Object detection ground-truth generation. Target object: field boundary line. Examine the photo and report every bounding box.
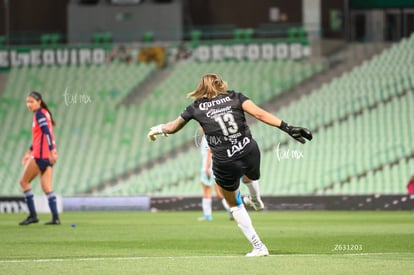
[0,252,412,263]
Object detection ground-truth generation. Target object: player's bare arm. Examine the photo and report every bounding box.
[162,116,187,134]
[242,99,282,127]
[242,99,312,144]
[147,116,187,141]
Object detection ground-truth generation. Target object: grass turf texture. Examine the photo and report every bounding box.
[0,211,413,274]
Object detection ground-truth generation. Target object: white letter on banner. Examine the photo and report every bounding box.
[290,43,302,59]
[10,51,21,66]
[56,49,69,65]
[275,44,288,59]
[232,45,244,60]
[303,45,311,57]
[22,54,30,66]
[0,51,9,67]
[261,44,274,60]
[246,44,260,61]
[70,49,78,65]
[195,46,210,62]
[92,49,105,65]
[212,45,224,61]
[30,50,42,66]
[43,50,55,66]
[224,46,234,59]
[79,49,91,65]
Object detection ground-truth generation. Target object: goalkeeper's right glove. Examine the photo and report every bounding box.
[147,124,168,141]
[279,121,313,144]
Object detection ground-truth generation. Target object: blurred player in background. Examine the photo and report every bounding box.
[19,91,60,226]
[148,74,312,256]
[407,175,414,194]
[198,133,231,221]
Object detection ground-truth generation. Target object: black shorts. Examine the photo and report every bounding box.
[34,158,52,172]
[213,139,261,192]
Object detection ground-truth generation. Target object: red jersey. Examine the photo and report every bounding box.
[31,108,56,159]
[408,181,414,194]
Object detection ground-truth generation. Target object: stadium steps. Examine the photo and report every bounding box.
[258,81,414,195]
[261,42,391,114]
[117,66,173,107]
[311,89,414,194]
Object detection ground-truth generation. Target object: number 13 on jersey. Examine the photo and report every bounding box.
[214,113,238,136]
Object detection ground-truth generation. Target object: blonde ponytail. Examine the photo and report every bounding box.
[187,73,228,100]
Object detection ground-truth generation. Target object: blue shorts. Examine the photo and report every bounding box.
[34,158,52,172]
[201,168,215,186]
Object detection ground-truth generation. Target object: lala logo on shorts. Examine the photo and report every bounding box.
[226,137,250,158]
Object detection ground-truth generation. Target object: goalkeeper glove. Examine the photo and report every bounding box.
[147,124,168,141]
[279,121,313,144]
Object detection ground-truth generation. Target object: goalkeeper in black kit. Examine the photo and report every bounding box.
[148,73,312,256]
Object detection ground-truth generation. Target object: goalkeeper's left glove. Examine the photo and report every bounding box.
[147,124,168,141]
[279,121,313,144]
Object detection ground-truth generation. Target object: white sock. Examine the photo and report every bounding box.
[244,180,261,201]
[221,198,230,212]
[202,198,212,217]
[230,204,264,249]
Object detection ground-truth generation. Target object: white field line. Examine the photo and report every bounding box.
[0,252,410,264]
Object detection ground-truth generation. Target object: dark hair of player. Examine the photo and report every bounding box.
[27,91,56,126]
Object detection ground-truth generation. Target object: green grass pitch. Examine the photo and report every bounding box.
[1,211,413,274]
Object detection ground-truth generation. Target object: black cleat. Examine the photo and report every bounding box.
[44,218,61,225]
[19,215,39,226]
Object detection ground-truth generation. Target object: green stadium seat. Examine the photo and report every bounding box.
[190,30,202,46]
[50,33,61,45]
[40,34,51,45]
[233,28,244,41]
[243,28,254,41]
[92,32,112,45]
[143,31,154,43]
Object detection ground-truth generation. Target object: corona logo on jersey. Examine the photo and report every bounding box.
[199,96,231,110]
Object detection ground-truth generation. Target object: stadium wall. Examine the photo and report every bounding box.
[0,196,149,213]
[0,196,63,214]
[67,1,183,43]
[2,195,413,213]
[151,195,414,211]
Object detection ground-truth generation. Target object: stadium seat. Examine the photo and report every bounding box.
[92,32,112,45]
[143,31,154,43]
[190,30,202,46]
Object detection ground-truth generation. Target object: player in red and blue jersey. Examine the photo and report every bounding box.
[148,74,312,256]
[19,91,60,225]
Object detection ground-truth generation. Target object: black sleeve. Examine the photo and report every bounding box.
[237,92,250,104]
[180,104,194,122]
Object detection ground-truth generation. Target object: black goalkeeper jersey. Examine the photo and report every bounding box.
[181,90,254,163]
